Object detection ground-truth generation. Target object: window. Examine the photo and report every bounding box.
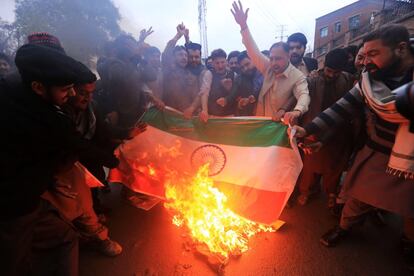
[320,26,328,38]
[349,15,360,29]
[334,21,341,33]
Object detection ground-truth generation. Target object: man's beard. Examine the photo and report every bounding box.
[290,54,303,66]
[242,68,255,77]
[189,62,201,68]
[324,75,335,83]
[366,56,402,81]
[229,66,240,74]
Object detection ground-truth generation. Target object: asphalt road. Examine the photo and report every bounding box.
[80,184,411,276]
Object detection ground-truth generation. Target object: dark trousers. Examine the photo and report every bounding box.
[0,199,78,276]
[340,197,414,241]
[298,164,343,196]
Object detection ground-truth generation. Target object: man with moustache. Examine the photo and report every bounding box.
[0,42,88,276]
[222,51,264,116]
[184,40,211,120]
[228,50,242,75]
[287,32,318,76]
[354,43,366,80]
[204,48,236,117]
[291,24,414,269]
[231,1,310,125]
[143,46,164,100]
[99,34,157,128]
[162,24,204,118]
[0,52,11,78]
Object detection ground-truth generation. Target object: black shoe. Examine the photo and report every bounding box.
[403,248,414,271]
[330,203,344,218]
[401,236,414,271]
[101,183,112,194]
[370,209,386,227]
[320,226,348,247]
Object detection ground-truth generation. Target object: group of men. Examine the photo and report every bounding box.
[1,0,414,274]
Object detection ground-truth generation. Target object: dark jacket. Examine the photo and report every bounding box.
[303,57,318,73]
[301,70,355,173]
[64,102,128,181]
[161,39,202,112]
[0,73,117,218]
[208,70,235,116]
[226,69,263,116]
[96,57,157,127]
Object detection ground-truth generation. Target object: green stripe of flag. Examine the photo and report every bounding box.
[141,107,291,148]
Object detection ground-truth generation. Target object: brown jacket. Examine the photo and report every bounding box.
[301,70,355,173]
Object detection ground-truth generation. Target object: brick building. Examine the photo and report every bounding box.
[313,0,414,66]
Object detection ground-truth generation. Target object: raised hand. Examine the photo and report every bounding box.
[231,1,249,29]
[139,27,154,43]
[184,28,190,43]
[176,23,187,38]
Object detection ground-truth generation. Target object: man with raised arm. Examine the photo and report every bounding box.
[230,1,310,125]
[162,23,203,118]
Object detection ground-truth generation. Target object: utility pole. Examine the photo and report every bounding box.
[198,0,208,58]
[275,25,288,42]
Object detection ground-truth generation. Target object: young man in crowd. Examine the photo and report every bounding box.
[186,42,207,78]
[205,56,213,71]
[228,50,241,75]
[27,32,127,257]
[344,45,359,75]
[53,73,137,257]
[202,48,236,117]
[0,52,12,78]
[162,24,205,119]
[287,32,318,76]
[223,50,264,116]
[292,24,414,269]
[354,44,366,79]
[296,49,355,211]
[231,1,310,125]
[98,34,157,128]
[0,41,89,276]
[143,46,163,100]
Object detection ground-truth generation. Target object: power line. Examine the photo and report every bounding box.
[245,0,280,28]
[254,1,282,27]
[275,24,288,42]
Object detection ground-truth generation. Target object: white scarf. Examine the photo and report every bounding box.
[360,71,414,179]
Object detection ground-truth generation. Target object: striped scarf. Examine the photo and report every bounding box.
[360,71,414,179]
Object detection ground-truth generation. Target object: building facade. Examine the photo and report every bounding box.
[313,0,414,66]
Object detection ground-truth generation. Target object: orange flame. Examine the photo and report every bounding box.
[164,164,275,259]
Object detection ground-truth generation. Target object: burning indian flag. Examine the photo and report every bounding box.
[109,107,302,259]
